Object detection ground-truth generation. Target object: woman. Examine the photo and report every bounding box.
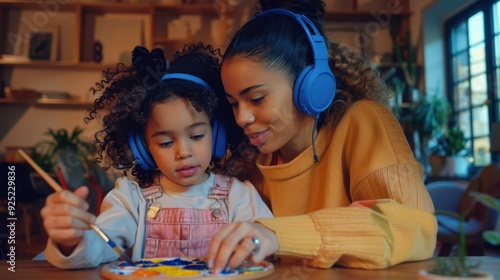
[207,0,437,272]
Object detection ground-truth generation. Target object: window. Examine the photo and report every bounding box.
[445,0,500,169]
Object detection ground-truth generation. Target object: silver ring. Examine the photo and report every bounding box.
[250,235,261,255]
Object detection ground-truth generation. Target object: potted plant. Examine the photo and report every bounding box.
[395,93,450,174]
[29,126,92,172]
[418,208,494,279]
[429,126,467,176]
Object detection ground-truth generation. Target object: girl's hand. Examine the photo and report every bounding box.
[40,186,96,255]
[207,222,279,273]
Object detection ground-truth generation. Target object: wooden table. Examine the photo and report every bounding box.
[1,257,499,280]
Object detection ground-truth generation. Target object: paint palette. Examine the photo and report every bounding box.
[101,257,274,280]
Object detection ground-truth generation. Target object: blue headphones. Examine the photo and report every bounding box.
[256,8,336,116]
[127,73,227,171]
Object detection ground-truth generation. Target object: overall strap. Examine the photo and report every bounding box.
[142,173,163,200]
[209,174,232,199]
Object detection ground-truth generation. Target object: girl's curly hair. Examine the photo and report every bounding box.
[85,43,242,187]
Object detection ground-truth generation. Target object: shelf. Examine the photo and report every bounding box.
[324,10,411,22]
[0,1,217,15]
[80,2,152,14]
[0,97,92,108]
[154,3,218,16]
[0,60,121,70]
[0,0,76,12]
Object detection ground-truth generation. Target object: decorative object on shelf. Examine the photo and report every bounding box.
[28,26,59,61]
[93,41,103,63]
[9,88,41,100]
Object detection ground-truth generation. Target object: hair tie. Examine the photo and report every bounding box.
[131,46,167,78]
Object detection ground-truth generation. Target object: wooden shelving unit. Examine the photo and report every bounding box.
[0,0,227,105]
[0,0,411,106]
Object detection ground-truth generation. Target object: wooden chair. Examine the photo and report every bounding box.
[427,164,500,256]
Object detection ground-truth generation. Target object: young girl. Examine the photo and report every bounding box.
[207,0,437,271]
[41,43,272,269]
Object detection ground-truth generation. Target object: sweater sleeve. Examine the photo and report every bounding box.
[258,172,437,269]
[45,177,141,269]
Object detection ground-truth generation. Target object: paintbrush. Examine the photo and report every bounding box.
[18,149,134,264]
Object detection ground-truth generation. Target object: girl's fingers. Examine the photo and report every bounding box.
[45,187,90,210]
[41,202,96,225]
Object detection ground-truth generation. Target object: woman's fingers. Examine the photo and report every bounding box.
[207,223,246,272]
[207,222,279,274]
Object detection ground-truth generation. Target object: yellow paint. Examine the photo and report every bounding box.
[146,266,201,277]
[131,269,160,277]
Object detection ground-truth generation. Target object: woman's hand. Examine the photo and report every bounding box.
[207,222,279,273]
[40,186,96,255]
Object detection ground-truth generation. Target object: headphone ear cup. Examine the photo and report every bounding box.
[127,132,157,171]
[211,119,227,159]
[294,63,336,115]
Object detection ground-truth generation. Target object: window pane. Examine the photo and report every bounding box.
[455,81,470,110]
[472,105,490,135]
[473,136,491,166]
[453,51,469,81]
[458,110,471,138]
[451,21,468,54]
[494,1,500,34]
[470,74,488,106]
[468,12,484,46]
[469,43,485,75]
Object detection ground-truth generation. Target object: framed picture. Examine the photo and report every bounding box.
[28,26,59,61]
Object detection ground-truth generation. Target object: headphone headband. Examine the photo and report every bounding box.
[256,8,328,61]
[161,73,212,90]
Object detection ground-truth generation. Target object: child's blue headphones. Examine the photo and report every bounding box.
[127,73,227,171]
[256,8,336,116]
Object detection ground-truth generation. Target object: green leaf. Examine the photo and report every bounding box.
[483,231,500,245]
[470,192,500,211]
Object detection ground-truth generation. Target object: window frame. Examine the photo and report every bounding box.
[444,0,499,171]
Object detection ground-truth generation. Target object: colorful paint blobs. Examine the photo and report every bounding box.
[106,257,273,278]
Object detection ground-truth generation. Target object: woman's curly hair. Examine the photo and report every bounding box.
[85,43,241,187]
[220,0,392,179]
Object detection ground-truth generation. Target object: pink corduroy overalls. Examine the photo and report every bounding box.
[142,174,231,258]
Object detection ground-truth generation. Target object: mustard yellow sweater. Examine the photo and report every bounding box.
[254,100,437,269]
